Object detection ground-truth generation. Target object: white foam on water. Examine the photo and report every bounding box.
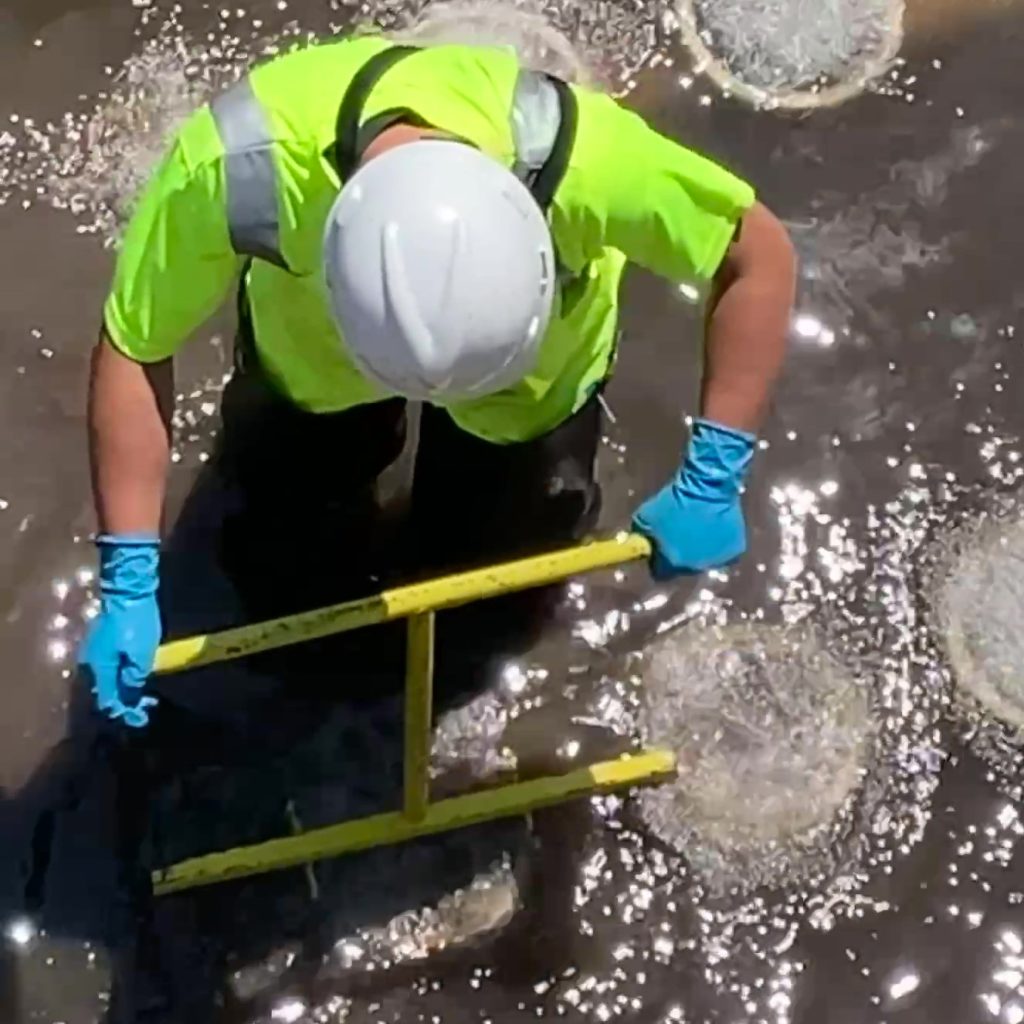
[325,854,520,970]
[936,511,1024,733]
[389,0,596,83]
[0,9,258,242]
[3,2,999,1021]
[247,857,520,1019]
[926,483,1024,793]
[0,0,668,242]
[381,0,668,91]
[0,11,669,1014]
[430,689,520,780]
[517,471,954,1019]
[636,621,874,895]
[673,0,905,108]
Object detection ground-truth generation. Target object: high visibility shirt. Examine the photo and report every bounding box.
[104,36,755,442]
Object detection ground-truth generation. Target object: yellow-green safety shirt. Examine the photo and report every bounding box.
[104,36,756,443]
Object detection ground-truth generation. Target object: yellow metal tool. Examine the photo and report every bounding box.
[151,532,677,895]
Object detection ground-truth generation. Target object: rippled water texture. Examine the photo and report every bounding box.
[4,0,1024,1022]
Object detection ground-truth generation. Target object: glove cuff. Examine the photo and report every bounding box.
[679,418,757,500]
[96,534,160,598]
[692,417,758,446]
[96,532,160,547]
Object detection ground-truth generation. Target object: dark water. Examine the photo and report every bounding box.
[3,1,1024,1022]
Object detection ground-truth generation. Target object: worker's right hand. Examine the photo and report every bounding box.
[78,534,162,729]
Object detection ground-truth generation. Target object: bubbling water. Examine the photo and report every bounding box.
[0,11,250,241]
[0,0,666,244]
[931,501,1024,760]
[389,0,595,83]
[636,621,875,894]
[673,0,904,108]
[387,0,667,90]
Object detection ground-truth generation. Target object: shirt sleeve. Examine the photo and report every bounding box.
[556,89,757,284]
[103,107,240,362]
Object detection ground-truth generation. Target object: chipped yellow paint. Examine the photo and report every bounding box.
[153,534,651,674]
[404,613,435,822]
[151,533,671,895]
[152,749,676,894]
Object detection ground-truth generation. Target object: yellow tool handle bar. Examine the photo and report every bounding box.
[153,532,652,675]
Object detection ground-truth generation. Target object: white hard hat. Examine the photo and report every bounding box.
[323,139,556,403]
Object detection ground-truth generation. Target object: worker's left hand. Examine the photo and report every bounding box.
[632,418,757,579]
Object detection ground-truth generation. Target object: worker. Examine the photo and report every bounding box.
[78,36,797,728]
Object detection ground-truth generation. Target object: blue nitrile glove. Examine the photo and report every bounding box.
[78,534,162,729]
[632,418,757,579]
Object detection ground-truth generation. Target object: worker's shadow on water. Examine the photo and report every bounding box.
[0,789,23,1024]
[19,450,589,1024]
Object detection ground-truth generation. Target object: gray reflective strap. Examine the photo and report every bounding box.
[509,68,561,186]
[510,68,580,290]
[209,77,289,271]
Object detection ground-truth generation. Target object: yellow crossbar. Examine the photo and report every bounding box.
[152,750,676,895]
[153,533,652,675]
[150,533,675,895]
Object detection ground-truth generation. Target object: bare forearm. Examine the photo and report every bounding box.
[700,203,796,433]
[88,330,173,535]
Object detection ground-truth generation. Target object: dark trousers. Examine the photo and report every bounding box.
[214,324,603,624]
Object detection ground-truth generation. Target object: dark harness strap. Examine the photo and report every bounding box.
[333,44,420,183]
[527,74,577,212]
[332,43,578,216]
